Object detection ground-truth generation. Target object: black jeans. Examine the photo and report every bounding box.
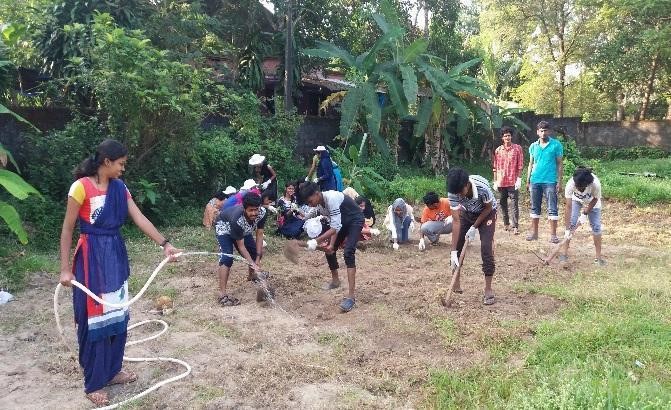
[456,209,497,276]
[498,187,519,228]
[325,221,364,270]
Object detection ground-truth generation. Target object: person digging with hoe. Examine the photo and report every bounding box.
[296,182,364,312]
[59,139,181,407]
[214,192,269,306]
[446,168,498,306]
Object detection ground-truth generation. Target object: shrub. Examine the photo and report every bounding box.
[581,146,670,161]
[386,176,446,205]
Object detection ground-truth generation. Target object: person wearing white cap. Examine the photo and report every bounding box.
[249,154,277,199]
[221,179,260,211]
[203,188,236,229]
[313,146,338,191]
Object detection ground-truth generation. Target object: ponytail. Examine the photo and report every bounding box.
[73,139,128,179]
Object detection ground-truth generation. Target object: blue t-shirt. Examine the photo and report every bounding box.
[529,138,563,184]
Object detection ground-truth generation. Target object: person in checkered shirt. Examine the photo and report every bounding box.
[492,126,524,235]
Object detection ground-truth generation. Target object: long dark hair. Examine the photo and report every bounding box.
[74,139,128,179]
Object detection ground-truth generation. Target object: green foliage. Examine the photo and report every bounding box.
[386,176,445,204]
[329,139,389,201]
[0,238,57,291]
[595,158,671,205]
[581,146,670,161]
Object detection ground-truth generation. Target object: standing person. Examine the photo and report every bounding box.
[203,186,237,229]
[249,154,277,199]
[561,167,606,265]
[383,198,414,249]
[313,146,337,191]
[526,120,564,243]
[300,182,364,312]
[418,192,453,250]
[446,168,498,305]
[493,126,524,235]
[59,139,180,406]
[277,181,305,239]
[214,193,267,306]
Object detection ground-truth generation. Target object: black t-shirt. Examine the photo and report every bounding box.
[215,205,267,240]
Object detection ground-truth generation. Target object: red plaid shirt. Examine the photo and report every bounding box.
[493,143,524,188]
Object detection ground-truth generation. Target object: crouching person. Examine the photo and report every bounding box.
[418,192,453,250]
[214,193,266,306]
[447,168,498,305]
[562,167,605,266]
[300,182,364,312]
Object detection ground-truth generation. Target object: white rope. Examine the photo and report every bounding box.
[53,251,242,409]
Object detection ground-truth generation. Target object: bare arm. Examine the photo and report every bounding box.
[450,208,461,251]
[255,228,264,265]
[267,165,277,181]
[556,156,563,193]
[526,155,535,191]
[472,202,493,230]
[59,197,82,286]
[235,238,258,268]
[564,200,572,230]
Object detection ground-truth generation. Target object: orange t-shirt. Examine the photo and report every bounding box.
[420,198,452,223]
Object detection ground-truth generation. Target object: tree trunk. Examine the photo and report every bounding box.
[639,54,659,120]
[616,93,625,121]
[425,123,448,175]
[424,1,430,39]
[558,64,566,117]
[284,0,294,112]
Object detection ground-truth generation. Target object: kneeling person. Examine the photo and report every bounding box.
[214,193,267,306]
[300,182,364,313]
[447,168,498,305]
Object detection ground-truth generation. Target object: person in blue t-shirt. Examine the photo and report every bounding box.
[525,121,564,244]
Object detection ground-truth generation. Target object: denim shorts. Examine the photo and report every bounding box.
[530,183,559,220]
[569,200,602,235]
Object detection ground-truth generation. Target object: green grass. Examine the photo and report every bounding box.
[0,237,58,292]
[595,158,671,205]
[429,255,671,409]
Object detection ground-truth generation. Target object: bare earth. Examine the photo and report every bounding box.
[1,201,670,409]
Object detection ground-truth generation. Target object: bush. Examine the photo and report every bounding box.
[386,176,446,205]
[581,146,670,161]
[365,153,400,181]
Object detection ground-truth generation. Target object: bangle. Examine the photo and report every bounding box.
[160,238,170,247]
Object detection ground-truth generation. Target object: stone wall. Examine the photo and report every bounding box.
[294,116,340,161]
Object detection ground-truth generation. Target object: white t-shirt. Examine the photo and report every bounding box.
[565,174,602,208]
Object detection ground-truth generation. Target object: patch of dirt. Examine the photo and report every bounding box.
[1,203,669,409]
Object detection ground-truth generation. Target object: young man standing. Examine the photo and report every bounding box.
[300,182,364,313]
[493,126,524,235]
[526,121,564,243]
[214,193,267,306]
[418,191,453,250]
[447,168,498,305]
[562,167,606,266]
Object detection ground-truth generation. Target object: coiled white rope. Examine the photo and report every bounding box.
[53,251,246,409]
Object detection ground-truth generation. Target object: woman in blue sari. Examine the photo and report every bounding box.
[59,139,180,406]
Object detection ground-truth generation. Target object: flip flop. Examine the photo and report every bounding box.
[339,297,356,312]
[86,391,110,406]
[549,235,560,244]
[218,295,240,306]
[525,233,538,241]
[483,295,496,305]
[107,370,137,386]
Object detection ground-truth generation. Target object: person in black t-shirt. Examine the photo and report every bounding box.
[214,193,267,306]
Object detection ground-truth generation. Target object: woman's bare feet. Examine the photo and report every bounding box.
[86,390,110,406]
[107,369,138,386]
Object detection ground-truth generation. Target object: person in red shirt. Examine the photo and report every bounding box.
[492,126,524,235]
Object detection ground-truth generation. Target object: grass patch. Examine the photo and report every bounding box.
[429,255,671,408]
[595,158,671,205]
[433,317,458,346]
[0,238,58,292]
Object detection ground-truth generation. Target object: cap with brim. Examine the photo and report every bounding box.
[249,154,266,166]
[241,179,257,190]
[223,186,237,195]
[304,217,323,239]
[313,146,327,152]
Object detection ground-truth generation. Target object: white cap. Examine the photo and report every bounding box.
[313,145,327,152]
[249,154,266,166]
[240,179,257,191]
[304,217,323,239]
[223,186,237,195]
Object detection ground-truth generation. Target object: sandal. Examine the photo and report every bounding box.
[549,235,560,244]
[512,227,519,235]
[218,295,240,306]
[107,370,137,386]
[339,297,356,312]
[86,390,110,406]
[525,233,538,241]
[483,294,496,305]
[322,281,341,290]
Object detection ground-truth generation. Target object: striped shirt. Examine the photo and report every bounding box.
[448,175,497,214]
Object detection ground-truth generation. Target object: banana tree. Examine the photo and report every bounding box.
[303,6,498,172]
[0,143,41,244]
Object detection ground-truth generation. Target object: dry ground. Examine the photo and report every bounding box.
[1,201,670,409]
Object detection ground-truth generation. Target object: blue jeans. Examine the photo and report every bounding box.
[569,201,602,235]
[530,183,559,220]
[395,215,412,243]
